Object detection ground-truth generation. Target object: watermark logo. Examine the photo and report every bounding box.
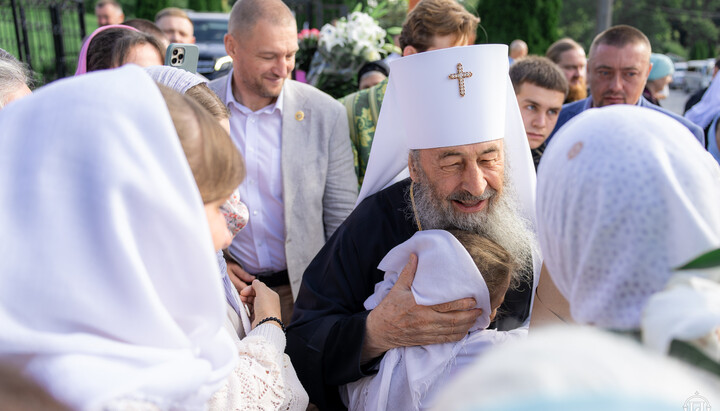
[684,391,711,411]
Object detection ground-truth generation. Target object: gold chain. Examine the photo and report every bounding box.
[409,181,422,231]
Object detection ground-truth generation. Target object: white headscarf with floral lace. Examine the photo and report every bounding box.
[0,65,236,409]
[537,105,720,329]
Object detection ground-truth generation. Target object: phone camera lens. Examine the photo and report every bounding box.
[173,49,179,55]
[171,57,177,64]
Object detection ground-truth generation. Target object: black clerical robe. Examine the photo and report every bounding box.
[286,178,532,410]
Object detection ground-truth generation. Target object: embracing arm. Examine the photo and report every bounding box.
[362,254,481,362]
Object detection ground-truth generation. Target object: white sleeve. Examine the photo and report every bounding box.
[208,324,309,411]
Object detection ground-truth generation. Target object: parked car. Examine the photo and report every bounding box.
[670,61,686,90]
[683,58,715,93]
[187,11,232,80]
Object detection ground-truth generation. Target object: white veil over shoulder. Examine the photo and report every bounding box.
[0,65,236,409]
[344,230,496,411]
[537,105,720,329]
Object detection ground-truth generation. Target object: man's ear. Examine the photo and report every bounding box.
[645,62,653,80]
[224,33,236,57]
[403,45,419,57]
[408,152,419,182]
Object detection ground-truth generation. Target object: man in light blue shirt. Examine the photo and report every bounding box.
[547,25,705,147]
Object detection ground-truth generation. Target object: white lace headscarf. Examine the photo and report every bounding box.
[537,105,720,329]
[145,65,208,94]
[0,65,237,409]
[431,326,720,411]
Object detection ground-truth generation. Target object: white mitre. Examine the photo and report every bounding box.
[357,44,541,321]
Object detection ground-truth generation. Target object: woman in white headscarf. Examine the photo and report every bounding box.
[0,65,307,409]
[146,66,309,409]
[534,105,720,375]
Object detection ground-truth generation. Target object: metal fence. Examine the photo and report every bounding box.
[0,0,350,85]
[0,0,86,84]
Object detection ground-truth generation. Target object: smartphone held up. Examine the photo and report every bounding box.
[165,43,199,73]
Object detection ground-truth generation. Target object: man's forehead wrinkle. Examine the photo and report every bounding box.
[438,151,463,159]
[434,145,500,160]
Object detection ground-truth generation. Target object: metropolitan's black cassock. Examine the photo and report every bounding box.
[286,178,532,410]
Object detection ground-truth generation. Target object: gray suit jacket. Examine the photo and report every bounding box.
[209,74,358,297]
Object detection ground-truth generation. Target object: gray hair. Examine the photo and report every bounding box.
[0,50,31,108]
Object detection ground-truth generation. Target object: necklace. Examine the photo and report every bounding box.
[409,181,423,231]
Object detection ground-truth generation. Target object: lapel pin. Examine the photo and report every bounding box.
[295,111,305,121]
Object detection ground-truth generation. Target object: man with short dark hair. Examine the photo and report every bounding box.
[510,56,568,168]
[155,7,195,44]
[95,0,124,27]
[546,37,587,103]
[548,25,704,146]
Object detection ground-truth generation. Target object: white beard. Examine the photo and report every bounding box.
[407,170,537,280]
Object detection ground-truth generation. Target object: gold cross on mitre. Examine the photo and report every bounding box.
[448,62,473,97]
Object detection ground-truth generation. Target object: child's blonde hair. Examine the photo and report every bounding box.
[448,229,516,309]
[157,84,244,203]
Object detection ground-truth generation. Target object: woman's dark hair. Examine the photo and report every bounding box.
[86,28,163,72]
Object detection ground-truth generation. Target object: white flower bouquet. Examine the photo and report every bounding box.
[306,11,396,98]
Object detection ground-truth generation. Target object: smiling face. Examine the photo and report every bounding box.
[515,82,566,149]
[224,18,298,111]
[409,140,505,218]
[588,42,651,107]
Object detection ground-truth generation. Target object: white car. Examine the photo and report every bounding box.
[683,58,715,93]
[670,61,686,90]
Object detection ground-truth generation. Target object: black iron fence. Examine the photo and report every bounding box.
[0,0,86,85]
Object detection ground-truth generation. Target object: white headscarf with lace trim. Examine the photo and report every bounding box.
[0,65,237,409]
[537,105,720,329]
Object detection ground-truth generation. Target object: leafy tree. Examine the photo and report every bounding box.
[206,0,224,11]
[475,0,561,54]
[187,0,206,11]
[135,0,170,20]
[556,0,719,60]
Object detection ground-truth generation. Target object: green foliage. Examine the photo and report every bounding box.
[187,0,205,11]
[475,0,561,54]
[135,0,170,20]
[556,0,720,59]
[206,0,223,11]
[376,0,408,31]
[181,0,224,12]
[690,41,711,59]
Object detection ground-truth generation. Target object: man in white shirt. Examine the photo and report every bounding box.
[209,0,357,322]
